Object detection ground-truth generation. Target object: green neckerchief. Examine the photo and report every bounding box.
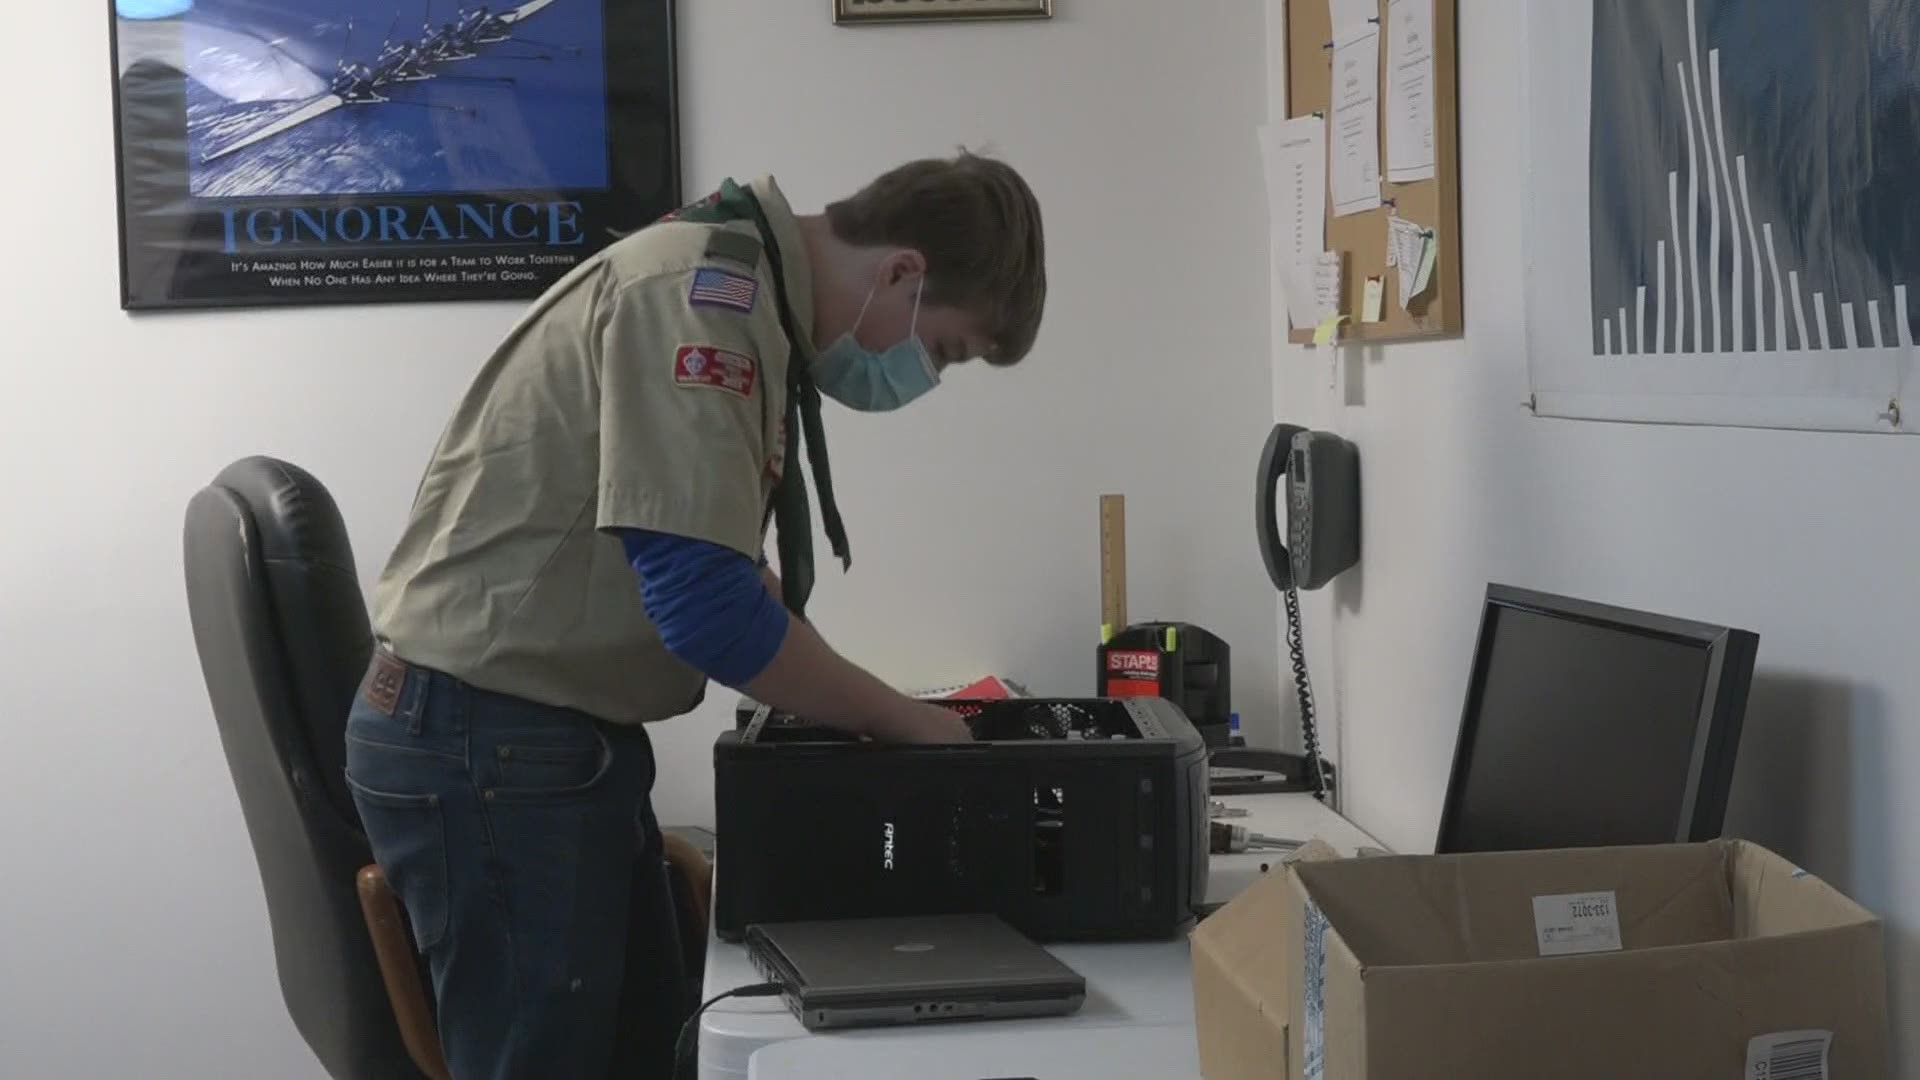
[663,179,849,618]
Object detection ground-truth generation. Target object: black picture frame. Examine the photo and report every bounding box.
[831,0,1052,25]
[108,0,680,311]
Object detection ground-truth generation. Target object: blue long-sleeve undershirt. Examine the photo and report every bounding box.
[616,529,788,688]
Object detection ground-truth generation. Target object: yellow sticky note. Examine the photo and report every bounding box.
[1362,277,1385,323]
[1313,314,1349,346]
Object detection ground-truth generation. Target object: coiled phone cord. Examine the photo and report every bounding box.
[1284,582,1330,801]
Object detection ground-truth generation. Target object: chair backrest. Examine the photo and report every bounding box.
[183,456,421,1080]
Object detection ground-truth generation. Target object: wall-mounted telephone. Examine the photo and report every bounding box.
[1230,424,1359,802]
[1256,424,1360,592]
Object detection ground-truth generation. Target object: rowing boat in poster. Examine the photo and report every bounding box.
[200,0,563,164]
[136,0,612,198]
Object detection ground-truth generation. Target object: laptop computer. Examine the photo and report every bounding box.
[744,914,1087,1031]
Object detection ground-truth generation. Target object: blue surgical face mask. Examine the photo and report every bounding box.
[812,278,939,412]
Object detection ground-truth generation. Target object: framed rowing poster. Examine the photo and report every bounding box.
[108,0,679,310]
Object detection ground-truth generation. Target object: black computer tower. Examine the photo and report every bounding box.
[713,697,1209,943]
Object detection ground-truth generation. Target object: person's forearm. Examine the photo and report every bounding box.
[615,529,961,742]
[742,616,922,740]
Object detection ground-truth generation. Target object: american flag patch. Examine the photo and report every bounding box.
[688,268,759,313]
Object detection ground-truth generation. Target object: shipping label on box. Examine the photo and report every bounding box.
[1531,891,1623,956]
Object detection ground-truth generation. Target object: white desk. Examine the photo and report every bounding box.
[747,1024,1206,1080]
[698,793,1380,1080]
[1203,791,1383,900]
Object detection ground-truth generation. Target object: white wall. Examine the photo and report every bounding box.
[1266,1,1918,1072]
[0,2,1272,1076]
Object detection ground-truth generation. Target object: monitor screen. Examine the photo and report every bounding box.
[1440,598,1724,853]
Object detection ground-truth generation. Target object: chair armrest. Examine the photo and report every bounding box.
[356,865,452,1080]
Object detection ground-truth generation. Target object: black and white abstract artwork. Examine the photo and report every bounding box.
[1524,0,1919,433]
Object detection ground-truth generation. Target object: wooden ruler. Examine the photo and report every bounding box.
[1099,494,1127,640]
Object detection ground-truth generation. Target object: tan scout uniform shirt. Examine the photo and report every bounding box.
[370,176,811,725]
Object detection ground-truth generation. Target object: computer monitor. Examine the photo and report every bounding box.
[1435,584,1758,854]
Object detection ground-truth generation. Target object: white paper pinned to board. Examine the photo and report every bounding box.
[1362,276,1385,322]
[1314,250,1344,322]
[1258,116,1330,330]
[1387,215,1432,307]
[1410,232,1438,300]
[1385,0,1436,183]
[1329,0,1377,37]
[1330,24,1383,217]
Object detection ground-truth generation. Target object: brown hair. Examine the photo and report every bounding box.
[826,150,1047,365]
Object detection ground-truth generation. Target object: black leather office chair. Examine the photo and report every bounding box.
[183,456,429,1079]
[185,457,714,1080]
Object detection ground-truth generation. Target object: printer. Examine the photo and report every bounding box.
[713,696,1209,943]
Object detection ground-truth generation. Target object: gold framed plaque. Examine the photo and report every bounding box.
[833,0,1053,25]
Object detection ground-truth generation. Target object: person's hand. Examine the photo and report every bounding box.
[759,562,781,598]
[872,701,974,744]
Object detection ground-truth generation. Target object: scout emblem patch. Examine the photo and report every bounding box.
[675,346,758,398]
[688,267,759,313]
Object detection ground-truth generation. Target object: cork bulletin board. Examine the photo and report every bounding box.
[1286,0,1462,344]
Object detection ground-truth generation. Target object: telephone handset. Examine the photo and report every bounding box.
[1242,423,1359,802]
[1257,424,1360,592]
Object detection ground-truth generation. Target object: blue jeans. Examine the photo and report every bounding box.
[344,652,686,1079]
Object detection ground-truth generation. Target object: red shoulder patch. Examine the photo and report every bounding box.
[675,345,758,398]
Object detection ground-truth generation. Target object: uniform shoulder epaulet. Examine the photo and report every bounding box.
[701,227,763,270]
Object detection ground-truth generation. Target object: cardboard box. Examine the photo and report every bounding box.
[1194,839,1889,1079]
[1192,839,1343,1080]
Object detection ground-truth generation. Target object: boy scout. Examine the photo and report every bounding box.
[342,153,1046,1078]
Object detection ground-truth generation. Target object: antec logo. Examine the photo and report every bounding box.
[882,822,897,871]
